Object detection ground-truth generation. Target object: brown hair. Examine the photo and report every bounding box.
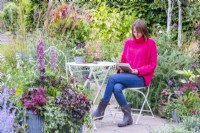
[132,19,149,41]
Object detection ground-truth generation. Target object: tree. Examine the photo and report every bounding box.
[177,0,182,46]
[167,0,175,33]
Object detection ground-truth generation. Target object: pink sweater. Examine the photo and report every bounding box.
[118,37,158,86]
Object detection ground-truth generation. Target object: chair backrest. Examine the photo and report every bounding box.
[44,46,67,79]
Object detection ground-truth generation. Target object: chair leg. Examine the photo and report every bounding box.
[135,96,154,124]
[135,98,146,124]
[146,98,154,117]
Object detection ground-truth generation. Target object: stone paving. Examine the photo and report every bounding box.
[91,106,169,133]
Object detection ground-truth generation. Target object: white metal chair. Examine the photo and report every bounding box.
[44,46,68,80]
[113,85,154,124]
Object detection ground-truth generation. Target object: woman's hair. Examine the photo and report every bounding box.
[132,19,149,40]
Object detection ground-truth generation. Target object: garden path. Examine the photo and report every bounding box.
[91,105,169,133]
[0,32,13,44]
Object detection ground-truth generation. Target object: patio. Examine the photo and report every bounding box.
[91,105,169,133]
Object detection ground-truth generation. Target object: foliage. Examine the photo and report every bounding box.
[0,86,21,132]
[21,86,47,114]
[57,87,92,119]
[70,45,85,57]
[2,2,18,32]
[84,40,103,62]
[164,67,200,119]
[49,2,91,42]
[155,115,200,133]
[172,1,200,43]
[24,0,48,31]
[106,0,167,35]
[101,41,123,61]
[89,2,136,43]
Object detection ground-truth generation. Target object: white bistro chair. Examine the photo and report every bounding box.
[114,85,154,124]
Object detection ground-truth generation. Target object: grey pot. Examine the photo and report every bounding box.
[64,125,83,133]
[74,57,85,64]
[26,110,44,133]
[171,109,180,124]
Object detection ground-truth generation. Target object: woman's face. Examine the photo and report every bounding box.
[133,27,143,39]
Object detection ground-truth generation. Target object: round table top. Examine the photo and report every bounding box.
[66,61,116,67]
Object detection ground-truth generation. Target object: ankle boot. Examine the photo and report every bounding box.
[92,100,109,120]
[118,104,133,127]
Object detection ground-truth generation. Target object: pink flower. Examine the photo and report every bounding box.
[198,94,200,98]
[192,110,197,115]
[186,98,190,101]
[182,98,184,102]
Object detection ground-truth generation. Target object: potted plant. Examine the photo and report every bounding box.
[84,41,103,63]
[71,43,85,64]
[18,39,93,132]
[21,86,47,133]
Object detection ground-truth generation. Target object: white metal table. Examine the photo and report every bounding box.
[65,61,116,104]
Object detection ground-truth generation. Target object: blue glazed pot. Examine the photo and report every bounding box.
[26,110,44,133]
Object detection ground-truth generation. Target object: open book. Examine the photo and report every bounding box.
[117,63,133,73]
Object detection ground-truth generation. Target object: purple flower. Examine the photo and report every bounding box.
[50,47,57,71]
[77,44,82,48]
[173,23,178,28]
[168,80,173,86]
[39,76,47,81]
[83,75,90,81]
[0,86,17,132]
[36,39,45,72]
[195,29,200,36]
[70,76,77,84]
[174,90,183,97]
[191,64,198,68]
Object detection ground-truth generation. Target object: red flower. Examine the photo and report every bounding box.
[182,98,184,102]
[192,110,198,115]
[186,98,190,101]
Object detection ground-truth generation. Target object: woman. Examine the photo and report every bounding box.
[92,19,158,127]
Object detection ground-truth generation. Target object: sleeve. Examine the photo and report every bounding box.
[137,42,158,76]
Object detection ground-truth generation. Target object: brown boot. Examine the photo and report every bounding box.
[118,104,133,127]
[92,100,109,120]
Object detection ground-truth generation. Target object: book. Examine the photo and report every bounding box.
[117,63,133,73]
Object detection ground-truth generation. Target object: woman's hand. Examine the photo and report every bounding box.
[131,69,138,74]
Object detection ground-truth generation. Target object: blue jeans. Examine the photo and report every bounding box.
[102,73,145,106]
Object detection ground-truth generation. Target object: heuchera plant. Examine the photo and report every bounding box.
[21,86,47,114]
[55,87,92,119]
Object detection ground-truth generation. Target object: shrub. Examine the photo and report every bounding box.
[3,2,18,32]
